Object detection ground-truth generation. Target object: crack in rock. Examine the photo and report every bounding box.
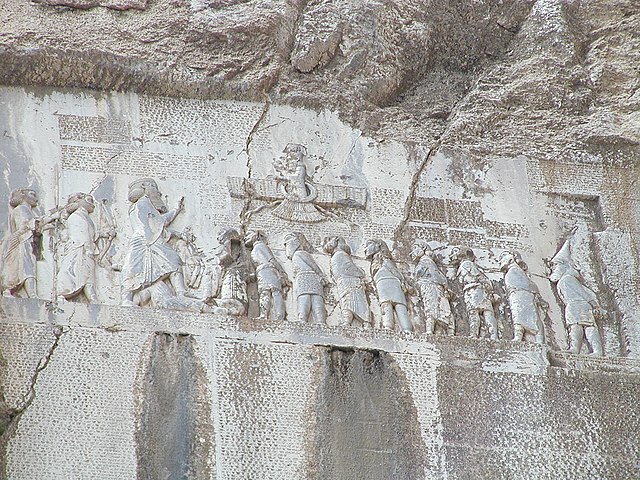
[0,325,65,476]
[239,99,271,228]
[18,325,65,416]
[392,84,477,251]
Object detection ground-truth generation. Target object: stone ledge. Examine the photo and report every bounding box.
[3,297,638,376]
[548,351,640,375]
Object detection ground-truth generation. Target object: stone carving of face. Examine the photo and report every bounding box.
[410,241,432,261]
[450,246,473,265]
[284,235,301,259]
[81,194,96,214]
[244,230,264,248]
[499,252,515,272]
[549,261,568,283]
[364,240,379,258]
[24,189,39,208]
[144,181,167,214]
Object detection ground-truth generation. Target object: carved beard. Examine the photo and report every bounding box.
[147,192,167,214]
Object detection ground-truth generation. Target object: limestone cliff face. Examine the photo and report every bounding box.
[3,0,637,240]
[2,0,637,148]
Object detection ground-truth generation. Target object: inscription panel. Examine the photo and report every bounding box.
[61,145,207,179]
[5,328,148,480]
[58,115,131,144]
[139,96,263,149]
[211,340,317,479]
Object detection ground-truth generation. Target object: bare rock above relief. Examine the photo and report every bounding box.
[32,0,148,10]
[437,0,640,161]
[0,0,638,151]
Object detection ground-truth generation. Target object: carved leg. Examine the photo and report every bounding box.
[170,271,188,296]
[381,303,395,330]
[485,310,498,340]
[297,295,312,323]
[272,290,286,322]
[513,324,525,342]
[23,277,37,298]
[468,311,481,338]
[311,294,327,324]
[259,289,272,320]
[425,316,436,334]
[446,320,455,336]
[84,284,99,304]
[534,323,545,345]
[341,309,354,327]
[396,304,413,332]
[568,324,584,354]
[585,326,604,356]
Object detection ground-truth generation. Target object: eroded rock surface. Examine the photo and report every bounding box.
[2,0,636,148]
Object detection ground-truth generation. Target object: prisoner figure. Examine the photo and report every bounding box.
[323,236,370,328]
[410,240,454,335]
[121,178,194,308]
[172,227,221,304]
[213,228,250,316]
[500,251,545,344]
[549,242,604,356]
[364,239,412,332]
[455,247,498,340]
[1,188,59,298]
[58,193,115,303]
[284,232,327,324]
[244,230,289,321]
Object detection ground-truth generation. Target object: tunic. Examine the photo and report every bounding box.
[505,264,541,332]
[292,250,324,297]
[457,260,493,312]
[121,196,182,292]
[331,250,369,320]
[58,208,97,298]
[415,256,451,322]
[557,274,598,326]
[1,204,37,292]
[252,241,284,292]
[372,258,406,306]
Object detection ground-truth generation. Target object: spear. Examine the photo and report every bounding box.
[97,199,116,268]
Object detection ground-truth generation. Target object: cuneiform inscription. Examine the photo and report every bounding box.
[61,145,206,180]
[371,188,405,220]
[58,115,131,144]
[139,96,264,148]
[410,197,529,244]
[526,159,604,194]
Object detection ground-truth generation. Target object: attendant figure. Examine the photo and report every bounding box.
[244,230,289,322]
[500,251,546,344]
[549,239,604,356]
[410,240,454,335]
[58,192,115,303]
[1,188,59,298]
[364,239,411,332]
[323,236,370,328]
[216,228,250,316]
[284,232,327,324]
[454,247,499,340]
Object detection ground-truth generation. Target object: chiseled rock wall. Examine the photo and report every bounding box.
[0,301,640,479]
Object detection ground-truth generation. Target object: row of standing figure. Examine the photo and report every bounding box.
[274,233,604,355]
[0,182,605,355]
